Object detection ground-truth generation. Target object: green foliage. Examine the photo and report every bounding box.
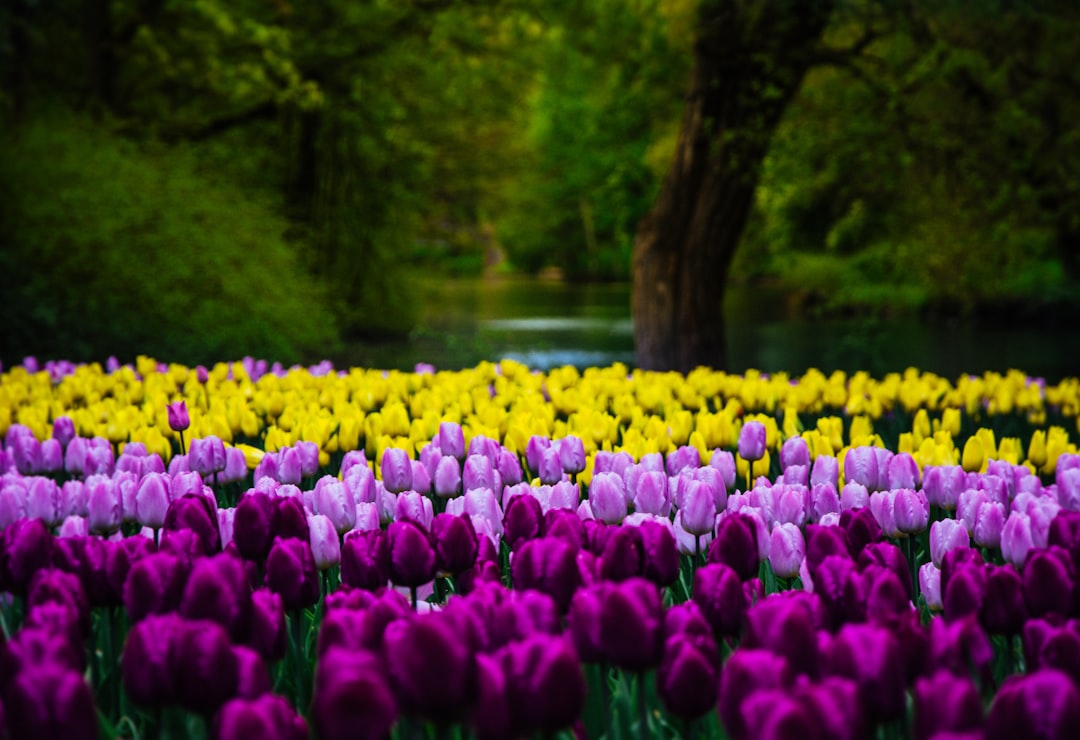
[735,1,1080,317]
[497,0,689,279]
[0,115,339,365]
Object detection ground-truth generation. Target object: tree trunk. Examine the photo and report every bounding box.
[632,1,833,372]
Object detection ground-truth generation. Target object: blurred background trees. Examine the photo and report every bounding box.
[1,0,1078,368]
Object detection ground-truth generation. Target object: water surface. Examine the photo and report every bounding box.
[333,276,1080,381]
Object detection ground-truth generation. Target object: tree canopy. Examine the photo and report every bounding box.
[2,0,1078,368]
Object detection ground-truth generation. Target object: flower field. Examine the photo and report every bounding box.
[2,356,1080,739]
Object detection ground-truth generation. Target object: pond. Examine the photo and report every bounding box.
[332,276,1080,381]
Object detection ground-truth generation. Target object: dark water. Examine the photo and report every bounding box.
[335,277,1080,381]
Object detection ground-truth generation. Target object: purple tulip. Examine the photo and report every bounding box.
[312,647,398,740]
[589,472,627,525]
[230,491,273,562]
[693,563,746,638]
[265,537,320,611]
[973,499,1007,549]
[5,663,97,740]
[710,449,737,491]
[920,562,943,611]
[769,523,805,579]
[537,447,563,485]
[708,513,761,581]
[557,436,586,475]
[213,693,308,740]
[809,454,838,489]
[638,519,678,587]
[276,447,303,486]
[893,487,929,535]
[923,465,966,510]
[780,436,810,471]
[164,493,221,556]
[170,618,241,715]
[432,455,462,498]
[825,622,906,722]
[658,634,717,721]
[1001,511,1036,568]
[504,494,544,551]
[511,536,581,613]
[271,495,310,543]
[341,529,391,591]
[743,593,821,678]
[121,613,187,708]
[39,437,63,473]
[887,452,920,490]
[1023,546,1075,618]
[774,484,809,528]
[738,421,767,462]
[499,633,586,736]
[387,519,436,590]
[135,472,171,530]
[167,400,190,432]
[384,615,477,722]
[313,477,356,535]
[840,482,869,511]
[180,552,253,641]
[221,446,248,485]
[52,416,76,449]
[308,514,341,571]
[633,470,669,515]
[1,517,54,595]
[190,435,227,478]
[913,669,984,740]
[459,454,494,494]
[598,525,644,582]
[930,519,970,569]
[86,475,122,535]
[840,507,884,558]
[986,669,1080,740]
[717,649,794,739]
[525,436,551,476]
[679,479,716,537]
[432,512,478,576]
[845,446,880,491]
[246,588,287,662]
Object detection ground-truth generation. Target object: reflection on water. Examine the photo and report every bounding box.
[334,276,1080,381]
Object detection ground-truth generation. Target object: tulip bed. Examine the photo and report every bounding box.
[2,357,1080,739]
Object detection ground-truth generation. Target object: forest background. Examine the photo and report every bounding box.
[2,0,1078,369]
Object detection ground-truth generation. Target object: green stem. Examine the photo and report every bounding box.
[637,672,648,736]
[178,430,186,457]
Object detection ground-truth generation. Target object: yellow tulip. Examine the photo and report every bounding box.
[961,437,984,473]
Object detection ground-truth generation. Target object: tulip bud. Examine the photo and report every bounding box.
[558,436,586,475]
[811,454,839,489]
[845,446,880,491]
[265,537,320,611]
[377,449,410,496]
[512,537,581,613]
[589,472,627,525]
[339,530,388,592]
[312,648,398,740]
[308,514,342,571]
[167,401,190,433]
[214,693,308,740]
[180,552,253,640]
[738,421,767,462]
[770,523,805,579]
[5,664,98,740]
[190,436,227,478]
[386,520,436,590]
[781,436,810,471]
[312,477,357,535]
[919,562,943,611]
[708,513,761,581]
[276,447,303,486]
[438,422,466,461]
[710,449,737,492]
[136,472,172,530]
